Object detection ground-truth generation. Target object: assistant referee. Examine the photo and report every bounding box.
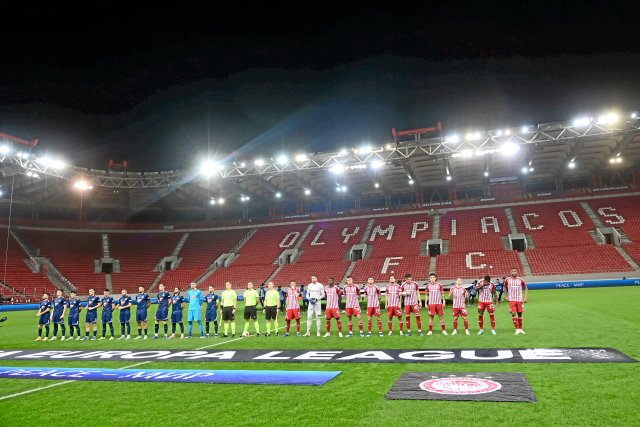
[221,282,237,338]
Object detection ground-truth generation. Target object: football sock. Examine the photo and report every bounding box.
[479,316,484,329]
[416,316,422,330]
[489,315,496,330]
[155,324,159,334]
[45,325,50,337]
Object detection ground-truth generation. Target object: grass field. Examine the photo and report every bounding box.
[0,287,639,426]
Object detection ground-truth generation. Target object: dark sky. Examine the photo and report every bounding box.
[1,2,639,170]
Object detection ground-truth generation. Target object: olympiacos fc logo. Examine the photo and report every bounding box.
[419,377,502,395]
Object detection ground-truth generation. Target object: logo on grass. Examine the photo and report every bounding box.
[419,377,502,395]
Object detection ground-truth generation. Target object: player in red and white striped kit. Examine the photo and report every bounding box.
[364,277,383,337]
[448,277,470,335]
[426,273,447,335]
[323,278,343,337]
[343,276,364,337]
[476,275,497,335]
[400,273,423,336]
[505,268,528,334]
[284,281,301,337]
[385,275,403,336]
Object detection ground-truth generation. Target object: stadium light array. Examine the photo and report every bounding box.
[465,131,483,141]
[568,161,576,169]
[408,179,414,185]
[37,156,66,170]
[374,182,380,188]
[338,148,348,157]
[254,158,265,167]
[446,175,452,181]
[276,155,288,165]
[73,180,93,191]
[295,153,308,162]
[0,144,10,155]
[275,192,282,198]
[609,157,623,164]
[240,195,251,202]
[520,126,532,133]
[632,112,638,119]
[239,162,246,168]
[484,171,489,177]
[357,145,372,155]
[370,159,384,170]
[573,117,591,127]
[384,143,394,150]
[200,159,219,176]
[596,113,619,125]
[445,134,460,144]
[500,142,520,156]
[304,188,311,196]
[330,164,345,174]
[521,167,528,174]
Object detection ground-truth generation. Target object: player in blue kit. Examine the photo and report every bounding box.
[205,285,220,337]
[170,287,185,339]
[84,289,101,340]
[135,286,151,339]
[186,282,204,338]
[35,293,52,341]
[116,289,132,340]
[153,283,171,339]
[50,289,67,341]
[99,289,116,340]
[67,291,82,340]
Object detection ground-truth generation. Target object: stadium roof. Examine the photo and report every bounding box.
[0,111,639,218]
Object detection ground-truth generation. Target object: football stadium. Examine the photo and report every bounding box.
[1,4,639,427]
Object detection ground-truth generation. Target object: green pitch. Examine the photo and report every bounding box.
[0,287,639,426]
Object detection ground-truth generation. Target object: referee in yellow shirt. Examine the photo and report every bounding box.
[264,281,280,336]
[242,282,260,336]
[221,281,237,337]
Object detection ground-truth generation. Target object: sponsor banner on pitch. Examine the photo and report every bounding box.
[0,348,635,363]
[386,372,537,402]
[0,366,340,386]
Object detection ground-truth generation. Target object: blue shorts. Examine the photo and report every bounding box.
[119,310,130,324]
[205,310,218,322]
[86,310,97,324]
[52,313,64,324]
[102,313,113,323]
[171,311,183,323]
[68,316,79,326]
[156,308,168,321]
[188,310,201,322]
[39,315,51,325]
[136,310,148,323]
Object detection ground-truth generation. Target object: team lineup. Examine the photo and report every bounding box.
[33,269,528,341]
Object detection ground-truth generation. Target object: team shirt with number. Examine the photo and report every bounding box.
[427,282,444,305]
[450,287,467,309]
[365,285,381,308]
[101,296,114,314]
[343,284,361,308]
[157,291,171,310]
[53,297,66,316]
[505,277,526,302]
[401,281,420,306]
[325,286,341,309]
[476,280,496,303]
[386,283,401,307]
[286,288,300,310]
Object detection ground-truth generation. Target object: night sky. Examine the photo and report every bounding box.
[1,2,638,170]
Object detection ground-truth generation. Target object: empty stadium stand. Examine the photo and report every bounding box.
[1,193,638,298]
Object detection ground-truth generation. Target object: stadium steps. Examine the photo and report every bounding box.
[264,264,285,284]
[615,228,632,244]
[0,280,28,297]
[232,227,258,253]
[360,219,376,243]
[504,207,519,233]
[431,214,441,239]
[148,271,165,293]
[194,228,257,284]
[501,236,512,250]
[172,232,190,256]
[588,230,604,245]
[613,246,640,270]
[105,273,113,292]
[525,234,536,249]
[340,261,357,284]
[441,240,449,255]
[101,233,110,258]
[517,252,533,276]
[580,202,604,227]
[295,224,315,249]
[428,256,437,274]
[10,228,76,293]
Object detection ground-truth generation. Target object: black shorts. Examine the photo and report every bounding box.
[222,307,235,321]
[265,306,278,320]
[244,306,257,320]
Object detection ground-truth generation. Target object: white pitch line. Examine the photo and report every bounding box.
[0,327,285,402]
